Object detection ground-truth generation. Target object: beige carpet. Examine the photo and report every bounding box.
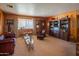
[13,35,76,56]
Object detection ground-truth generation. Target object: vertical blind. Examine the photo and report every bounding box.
[18,18,34,29]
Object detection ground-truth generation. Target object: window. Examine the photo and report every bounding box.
[18,18,34,29]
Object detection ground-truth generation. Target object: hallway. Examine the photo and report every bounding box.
[13,36,76,56]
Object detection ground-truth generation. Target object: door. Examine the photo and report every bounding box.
[77,15,79,42]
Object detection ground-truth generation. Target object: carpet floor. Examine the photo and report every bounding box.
[13,35,76,56]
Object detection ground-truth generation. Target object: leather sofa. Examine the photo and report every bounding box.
[0,32,15,56]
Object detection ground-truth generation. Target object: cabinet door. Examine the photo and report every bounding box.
[60,18,70,41]
[49,21,54,35]
[53,21,60,38]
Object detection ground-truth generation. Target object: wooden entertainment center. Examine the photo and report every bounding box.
[49,16,70,41]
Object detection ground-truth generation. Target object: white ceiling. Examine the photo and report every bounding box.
[0,3,79,16]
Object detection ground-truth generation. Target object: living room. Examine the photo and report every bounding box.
[0,3,79,56]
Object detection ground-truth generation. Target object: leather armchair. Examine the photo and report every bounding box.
[37,30,46,40]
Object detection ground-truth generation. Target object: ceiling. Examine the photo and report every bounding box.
[0,3,79,16]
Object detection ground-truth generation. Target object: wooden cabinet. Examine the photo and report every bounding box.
[49,16,70,41]
[49,21,54,36]
[49,20,60,38]
[53,21,60,38]
[59,17,70,41]
[35,18,46,35]
[49,21,60,37]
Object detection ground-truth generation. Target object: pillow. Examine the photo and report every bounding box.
[0,35,4,40]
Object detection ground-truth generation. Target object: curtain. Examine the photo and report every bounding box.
[18,18,34,29]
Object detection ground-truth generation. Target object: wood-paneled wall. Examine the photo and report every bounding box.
[4,13,47,36]
[0,10,4,34]
[3,10,78,42]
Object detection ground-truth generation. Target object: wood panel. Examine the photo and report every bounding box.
[76,14,79,55]
[0,10,4,34]
[77,15,79,42]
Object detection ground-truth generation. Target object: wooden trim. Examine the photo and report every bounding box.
[4,12,47,18]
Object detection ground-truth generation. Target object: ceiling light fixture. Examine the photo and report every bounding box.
[7,4,13,8]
